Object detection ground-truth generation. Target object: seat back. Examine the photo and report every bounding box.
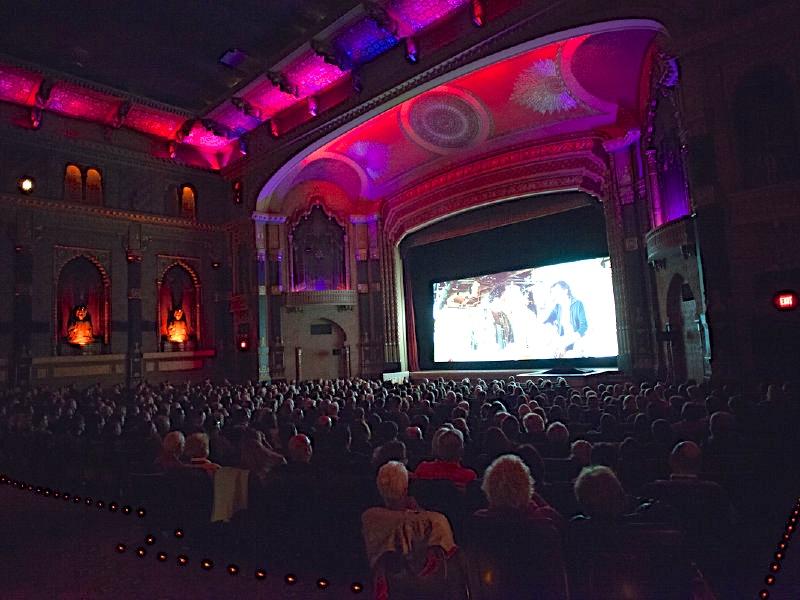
[374,547,466,600]
[544,457,577,482]
[409,478,466,533]
[567,519,689,600]
[462,514,568,600]
[164,468,214,531]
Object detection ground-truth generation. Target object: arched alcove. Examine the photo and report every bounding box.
[665,274,688,382]
[85,167,103,205]
[56,255,109,354]
[64,164,82,203]
[158,262,201,350]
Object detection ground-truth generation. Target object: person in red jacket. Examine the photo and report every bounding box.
[413,427,477,489]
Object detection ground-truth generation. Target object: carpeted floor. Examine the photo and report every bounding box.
[1,478,798,599]
[0,482,368,599]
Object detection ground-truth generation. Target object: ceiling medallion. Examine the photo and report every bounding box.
[400,86,489,154]
[510,55,578,114]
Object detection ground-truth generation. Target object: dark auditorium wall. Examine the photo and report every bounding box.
[0,110,236,386]
[402,200,612,371]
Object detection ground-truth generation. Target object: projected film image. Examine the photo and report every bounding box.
[432,257,618,362]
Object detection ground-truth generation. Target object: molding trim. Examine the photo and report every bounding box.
[0,193,224,232]
[0,117,219,177]
[383,137,610,244]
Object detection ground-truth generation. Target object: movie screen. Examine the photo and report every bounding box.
[432,257,618,362]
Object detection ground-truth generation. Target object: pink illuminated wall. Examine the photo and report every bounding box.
[0,65,41,106]
[46,82,120,124]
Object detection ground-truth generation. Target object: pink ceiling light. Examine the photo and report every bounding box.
[125,105,186,139]
[242,79,297,119]
[208,101,261,136]
[284,51,347,98]
[387,0,469,36]
[181,121,232,148]
[46,82,120,124]
[0,65,42,106]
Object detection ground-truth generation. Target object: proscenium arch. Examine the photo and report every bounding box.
[253,18,668,214]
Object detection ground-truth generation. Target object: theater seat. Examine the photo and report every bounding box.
[567,519,690,600]
[409,478,466,534]
[462,513,568,600]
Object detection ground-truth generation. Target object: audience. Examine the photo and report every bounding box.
[0,374,793,597]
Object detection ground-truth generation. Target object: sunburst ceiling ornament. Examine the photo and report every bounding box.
[510,57,578,114]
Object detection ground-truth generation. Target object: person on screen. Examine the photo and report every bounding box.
[545,281,588,356]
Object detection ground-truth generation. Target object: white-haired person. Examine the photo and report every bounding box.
[184,432,221,476]
[361,461,457,569]
[475,454,564,532]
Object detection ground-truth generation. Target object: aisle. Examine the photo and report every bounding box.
[0,480,361,599]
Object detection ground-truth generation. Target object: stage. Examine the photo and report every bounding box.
[384,367,626,387]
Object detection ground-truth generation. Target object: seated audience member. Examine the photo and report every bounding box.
[476,454,564,531]
[573,465,627,521]
[521,412,546,444]
[414,428,477,489]
[361,461,456,568]
[239,428,285,484]
[372,439,408,470]
[513,444,545,484]
[350,420,373,457]
[402,426,426,470]
[641,442,735,542]
[155,430,186,472]
[570,439,592,470]
[543,422,570,458]
[672,403,708,444]
[590,442,618,471]
[184,433,221,476]
[703,411,741,456]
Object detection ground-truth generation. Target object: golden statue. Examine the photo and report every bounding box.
[167,307,189,343]
[67,305,94,346]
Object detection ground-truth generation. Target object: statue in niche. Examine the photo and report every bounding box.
[67,305,94,346]
[291,205,346,291]
[167,307,189,344]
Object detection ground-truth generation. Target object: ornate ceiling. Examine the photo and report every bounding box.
[0,0,517,169]
[261,24,660,218]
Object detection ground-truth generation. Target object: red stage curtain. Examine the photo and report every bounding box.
[58,257,105,341]
[404,269,419,372]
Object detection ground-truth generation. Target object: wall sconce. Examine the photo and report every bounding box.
[17,177,35,195]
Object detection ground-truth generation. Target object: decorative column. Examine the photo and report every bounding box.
[254,220,270,383]
[603,132,657,377]
[12,241,33,386]
[10,213,34,385]
[645,149,663,228]
[125,228,144,388]
[256,248,270,383]
[379,225,400,368]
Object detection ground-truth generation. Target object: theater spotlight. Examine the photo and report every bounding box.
[17,177,35,195]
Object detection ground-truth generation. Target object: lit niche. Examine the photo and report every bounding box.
[158,262,200,350]
[57,256,109,354]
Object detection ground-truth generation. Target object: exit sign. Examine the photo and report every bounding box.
[773,290,798,311]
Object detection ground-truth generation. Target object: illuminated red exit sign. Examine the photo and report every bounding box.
[773,290,798,311]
